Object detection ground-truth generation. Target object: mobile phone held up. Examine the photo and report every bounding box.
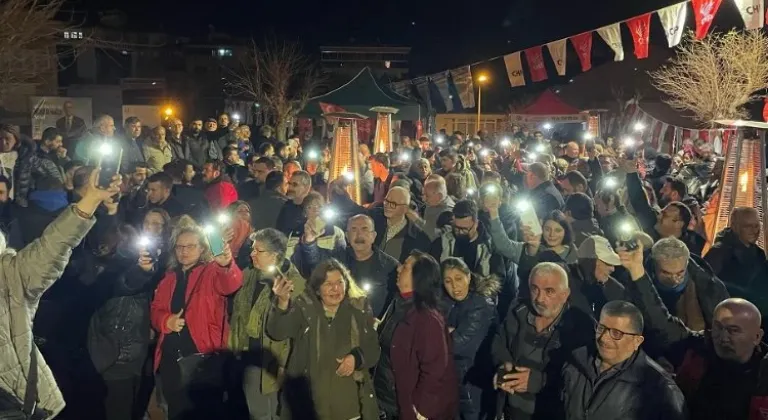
[204,224,226,256]
[96,142,123,189]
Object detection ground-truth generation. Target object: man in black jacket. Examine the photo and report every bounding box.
[704,207,768,315]
[293,214,398,317]
[492,262,594,420]
[560,300,687,420]
[620,242,767,420]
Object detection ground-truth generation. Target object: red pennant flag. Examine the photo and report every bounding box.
[319,102,347,114]
[570,32,593,72]
[524,46,548,82]
[627,14,651,59]
[762,98,768,122]
[692,0,723,39]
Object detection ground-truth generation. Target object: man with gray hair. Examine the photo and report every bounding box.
[492,262,594,419]
[74,114,117,162]
[647,237,728,330]
[408,175,454,240]
[560,300,686,419]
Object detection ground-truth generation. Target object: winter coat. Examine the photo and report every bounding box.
[292,242,398,318]
[288,223,346,278]
[431,223,505,279]
[142,142,173,174]
[150,260,243,371]
[0,206,96,418]
[171,184,210,223]
[372,214,431,263]
[704,227,768,313]
[267,295,380,420]
[10,191,69,248]
[185,133,221,169]
[390,307,459,420]
[626,272,768,419]
[30,147,65,185]
[229,260,305,395]
[644,254,729,330]
[530,180,564,221]
[10,139,35,207]
[444,276,499,418]
[87,255,157,380]
[168,137,190,161]
[560,346,687,420]
[491,301,594,419]
[204,175,239,211]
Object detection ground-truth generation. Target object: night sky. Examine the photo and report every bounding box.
[73,0,746,111]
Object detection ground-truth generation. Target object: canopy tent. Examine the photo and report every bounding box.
[510,90,587,123]
[301,68,422,121]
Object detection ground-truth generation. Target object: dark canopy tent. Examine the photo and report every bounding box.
[301,67,422,120]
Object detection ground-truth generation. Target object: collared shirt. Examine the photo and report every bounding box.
[385,218,407,243]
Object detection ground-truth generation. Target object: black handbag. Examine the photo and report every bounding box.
[0,342,47,420]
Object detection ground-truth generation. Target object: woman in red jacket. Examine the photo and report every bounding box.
[150,216,243,420]
[390,250,459,420]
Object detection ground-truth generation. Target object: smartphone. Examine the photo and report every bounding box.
[586,140,595,154]
[205,226,226,256]
[517,201,542,237]
[496,364,514,387]
[97,144,123,189]
[617,221,639,251]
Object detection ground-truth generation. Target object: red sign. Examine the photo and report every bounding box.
[692,0,724,39]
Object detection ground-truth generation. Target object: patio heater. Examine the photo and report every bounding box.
[370,106,399,154]
[326,112,366,204]
[707,120,768,253]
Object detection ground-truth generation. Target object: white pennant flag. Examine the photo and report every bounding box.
[546,39,567,76]
[657,3,688,47]
[597,23,624,61]
[733,0,764,30]
[503,52,526,87]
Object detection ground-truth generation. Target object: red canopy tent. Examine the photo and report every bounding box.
[510,90,588,124]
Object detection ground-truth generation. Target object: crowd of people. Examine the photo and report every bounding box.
[0,112,764,420]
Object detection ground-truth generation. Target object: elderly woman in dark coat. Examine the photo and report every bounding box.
[442,257,499,420]
[268,258,380,420]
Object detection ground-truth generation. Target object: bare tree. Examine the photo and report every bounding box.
[650,30,768,125]
[0,0,83,99]
[227,38,324,142]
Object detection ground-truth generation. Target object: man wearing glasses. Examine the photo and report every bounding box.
[560,300,686,419]
[621,240,767,420]
[646,237,728,331]
[378,186,430,263]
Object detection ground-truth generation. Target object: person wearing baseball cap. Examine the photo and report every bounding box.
[569,235,628,318]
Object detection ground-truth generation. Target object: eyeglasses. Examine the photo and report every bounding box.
[175,244,199,253]
[384,199,407,209]
[595,324,640,341]
[453,223,475,235]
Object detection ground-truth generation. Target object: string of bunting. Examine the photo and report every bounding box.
[390,0,764,110]
[619,99,737,154]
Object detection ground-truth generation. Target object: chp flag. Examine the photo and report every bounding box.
[733,0,764,30]
[503,51,526,87]
[657,2,688,47]
[546,39,567,76]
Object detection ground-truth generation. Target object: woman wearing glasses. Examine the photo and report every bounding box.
[150,216,243,420]
[229,228,306,420]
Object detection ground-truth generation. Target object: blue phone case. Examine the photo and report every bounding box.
[207,230,226,256]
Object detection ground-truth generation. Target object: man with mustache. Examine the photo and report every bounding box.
[620,241,767,420]
[292,214,398,318]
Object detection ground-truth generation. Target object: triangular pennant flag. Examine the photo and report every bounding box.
[597,23,624,61]
[733,0,764,30]
[524,46,548,82]
[449,66,475,108]
[570,32,593,71]
[546,39,567,76]
[627,13,652,59]
[430,72,453,112]
[657,3,688,47]
[503,52,526,87]
[692,0,724,39]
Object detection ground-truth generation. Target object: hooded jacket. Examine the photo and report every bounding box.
[570,218,604,248]
[204,175,239,211]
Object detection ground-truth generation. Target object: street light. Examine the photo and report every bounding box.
[164,107,173,118]
[476,74,489,135]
